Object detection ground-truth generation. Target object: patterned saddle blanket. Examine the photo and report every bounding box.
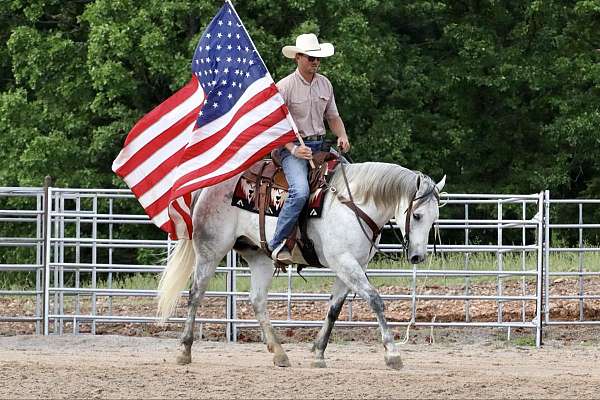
[231,152,339,217]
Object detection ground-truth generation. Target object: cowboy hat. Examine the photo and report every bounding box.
[282,33,334,59]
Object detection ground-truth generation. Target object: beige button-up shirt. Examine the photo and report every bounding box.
[276,69,339,137]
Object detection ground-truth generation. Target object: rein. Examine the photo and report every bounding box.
[334,163,440,260]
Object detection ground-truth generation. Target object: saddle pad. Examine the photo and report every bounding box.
[231,158,339,218]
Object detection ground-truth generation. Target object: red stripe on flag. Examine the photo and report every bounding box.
[179,84,279,164]
[115,106,201,178]
[142,190,171,223]
[129,147,186,197]
[171,105,290,191]
[124,78,200,147]
[172,199,193,238]
[159,220,173,235]
[171,132,295,198]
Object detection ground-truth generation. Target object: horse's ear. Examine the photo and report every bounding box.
[436,175,447,192]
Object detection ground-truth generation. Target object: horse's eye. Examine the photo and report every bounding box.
[413,213,422,221]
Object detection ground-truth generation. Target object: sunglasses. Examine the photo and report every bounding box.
[302,54,321,62]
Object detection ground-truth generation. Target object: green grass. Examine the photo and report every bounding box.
[3,250,600,292]
[510,336,536,347]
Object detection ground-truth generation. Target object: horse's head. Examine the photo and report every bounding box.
[396,174,446,264]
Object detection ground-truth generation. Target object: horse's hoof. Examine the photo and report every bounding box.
[176,352,192,365]
[385,353,403,370]
[273,352,291,367]
[311,359,327,368]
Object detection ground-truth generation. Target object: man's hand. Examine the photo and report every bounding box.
[337,135,351,153]
[293,145,313,160]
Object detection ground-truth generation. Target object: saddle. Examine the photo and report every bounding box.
[239,150,339,269]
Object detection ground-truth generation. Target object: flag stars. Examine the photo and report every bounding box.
[248,60,254,65]
[245,46,249,52]
[217,32,222,38]
[218,20,223,26]
[227,44,232,50]
[217,91,222,96]
[237,45,241,51]
[216,45,222,50]
[226,56,232,62]
[227,33,232,38]
[205,45,211,51]
[206,33,212,38]
[245,72,250,78]
[221,79,227,85]
[227,93,233,99]
[224,68,229,73]
[213,102,219,108]
[236,33,240,39]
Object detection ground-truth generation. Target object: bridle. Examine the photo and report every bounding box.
[337,163,440,259]
[399,174,441,259]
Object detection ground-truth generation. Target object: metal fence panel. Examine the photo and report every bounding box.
[4,186,598,345]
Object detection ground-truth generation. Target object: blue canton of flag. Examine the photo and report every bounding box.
[192,3,268,126]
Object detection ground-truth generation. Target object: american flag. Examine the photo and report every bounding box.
[112,1,297,239]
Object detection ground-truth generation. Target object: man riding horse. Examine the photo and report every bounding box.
[269,33,351,264]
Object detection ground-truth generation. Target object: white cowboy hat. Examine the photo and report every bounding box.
[282,33,334,59]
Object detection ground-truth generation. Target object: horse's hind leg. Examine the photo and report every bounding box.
[177,254,220,365]
[311,277,349,368]
[243,251,290,367]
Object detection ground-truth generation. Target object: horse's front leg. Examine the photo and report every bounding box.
[245,253,290,367]
[328,254,402,370]
[311,277,349,368]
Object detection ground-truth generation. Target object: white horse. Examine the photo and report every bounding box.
[158,162,446,369]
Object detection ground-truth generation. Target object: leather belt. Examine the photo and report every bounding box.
[303,135,323,142]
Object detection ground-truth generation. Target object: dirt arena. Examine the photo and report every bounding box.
[1,332,599,399]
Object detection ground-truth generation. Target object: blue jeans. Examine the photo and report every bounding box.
[269,140,323,250]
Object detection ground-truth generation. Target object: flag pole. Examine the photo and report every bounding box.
[226,0,314,168]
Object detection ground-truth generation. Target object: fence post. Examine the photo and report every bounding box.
[42,176,53,335]
[535,191,545,347]
[226,250,237,342]
[544,190,551,328]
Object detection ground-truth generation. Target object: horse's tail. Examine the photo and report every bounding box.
[157,239,196,322]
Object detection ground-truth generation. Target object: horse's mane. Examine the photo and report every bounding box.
[329,162,434,209]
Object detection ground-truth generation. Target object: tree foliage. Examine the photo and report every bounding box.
[1,0,600,198]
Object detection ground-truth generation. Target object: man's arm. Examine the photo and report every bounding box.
[327,116,350,152]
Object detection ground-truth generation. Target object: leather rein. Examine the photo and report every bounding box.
[334,163,440,258]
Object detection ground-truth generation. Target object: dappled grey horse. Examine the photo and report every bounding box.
[158,162,446,369]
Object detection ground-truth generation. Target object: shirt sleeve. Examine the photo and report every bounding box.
[276,78,290,106]
[324,89,339,120]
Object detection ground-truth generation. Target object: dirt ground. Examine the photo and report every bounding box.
[2,278,600,398]
[1,333,599,399]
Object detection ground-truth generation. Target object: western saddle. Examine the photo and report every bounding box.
[240,149,339,270]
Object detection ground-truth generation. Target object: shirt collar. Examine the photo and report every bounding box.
[295,68,315,86]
